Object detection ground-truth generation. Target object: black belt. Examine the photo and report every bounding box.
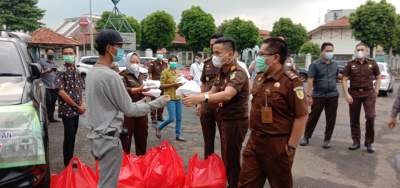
[252,131,290,138]
[351,88,373,92]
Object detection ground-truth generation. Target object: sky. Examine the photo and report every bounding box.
[37,0,400,31]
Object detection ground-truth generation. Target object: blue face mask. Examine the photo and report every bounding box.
[255,56,268,73]
[156,54,164,60]
[112,48,125,62]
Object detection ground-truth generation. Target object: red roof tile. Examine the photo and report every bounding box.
[173,32,186,45]
[30,28,79,46]
[259,29,270,39]
[309,17,350,35]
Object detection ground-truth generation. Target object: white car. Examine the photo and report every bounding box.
[376,62,395,96]
[76,56,99,80]
[347,62,395,96]
[77,56,151,79]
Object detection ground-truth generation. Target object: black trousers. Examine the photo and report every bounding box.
[45,88,58,120]
[62,116,79,167]
[304,96,338,142]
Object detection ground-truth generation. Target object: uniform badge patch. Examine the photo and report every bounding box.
[230,72,236,80]
[274,82,280,88]
[294,86,305,100]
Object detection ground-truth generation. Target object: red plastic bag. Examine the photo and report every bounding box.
[51,157,98,188]
[184,154,227,188]
[117,153,146,188]
[143,140,185,188]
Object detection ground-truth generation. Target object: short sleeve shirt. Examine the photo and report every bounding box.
[251,66,308,135]
[39,59,58,89]
[200,58,220,91]
[55,65,84,118]
[148,60,168,80]
[160,69,180,100]
[213,62,249,120]
[342,58,380,90]
[307,59,339,97]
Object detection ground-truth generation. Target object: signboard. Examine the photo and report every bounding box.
[120,32,136,51]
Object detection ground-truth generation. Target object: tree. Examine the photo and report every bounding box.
[270,18,308,54]
[299,42,320,57]
[393,15,400,55]
[141,11,176,52]
[219,17,260,54]
[96,11,141,45]
[178,6,216,53]
[0,0,45,32]
[350,0,397,57]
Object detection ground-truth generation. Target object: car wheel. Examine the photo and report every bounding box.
[379,91,388,97]
[80,73,86,82]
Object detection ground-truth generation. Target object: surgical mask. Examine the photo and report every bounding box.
[255,56,268,73]
[63,55,75,64]
[127,63,140,75]
[169,62,177,69]
[47,54,54,60]
[156,54,164,60]
[112,48,125,62]
[324,52,334,60]
[356,51,365,59]
[212,55,223,68]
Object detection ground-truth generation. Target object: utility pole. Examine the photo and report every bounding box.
[89,0,94,55]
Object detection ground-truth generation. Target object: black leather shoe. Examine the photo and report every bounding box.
[365,144,375,153]
[322,141,331,149]
[348,143,361,150]
[299,138,309,146]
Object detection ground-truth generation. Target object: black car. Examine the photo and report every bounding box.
[298,68,308,81]
[0,31,50,188]
[336,60,348,74]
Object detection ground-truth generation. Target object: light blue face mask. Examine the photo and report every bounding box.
[156,54,164,60]
[113,48,125,62]
[324,52,334,60]
[255,56,268,73]
[169,62,177,69]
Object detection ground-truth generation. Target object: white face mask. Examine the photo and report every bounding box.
[356,51,366,59]
[212,55,223,68]
[127,63,140,75]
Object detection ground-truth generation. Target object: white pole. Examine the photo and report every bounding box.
[89,0,94,55]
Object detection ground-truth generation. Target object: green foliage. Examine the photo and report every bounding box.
[178,6,216,53]
[218,17,260,53]
[299,41,320,57]
[140,10,176,52]
[350,0,397,56]
[270,18,308,54]
[96,11,141,45]
[0,0,45,32]
[393,15,400,55]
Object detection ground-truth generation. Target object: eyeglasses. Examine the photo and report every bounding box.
[258,51,276,57]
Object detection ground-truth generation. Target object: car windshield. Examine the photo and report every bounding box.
[0,41,24,76]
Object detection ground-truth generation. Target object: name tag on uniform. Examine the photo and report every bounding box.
[261,106,273,124]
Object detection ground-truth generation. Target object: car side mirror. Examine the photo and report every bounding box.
[29,63,42,80]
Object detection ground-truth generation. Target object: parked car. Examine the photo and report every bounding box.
[0,31,50,188]
[76,56,99,80]
[336,60,348,74]
[376,62,395,96]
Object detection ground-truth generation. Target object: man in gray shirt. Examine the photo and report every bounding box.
[40,48,59,122]
[389,88,400,129]
[85,29,169,188]
[300,42,340,149]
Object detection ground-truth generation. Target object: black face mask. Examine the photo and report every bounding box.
[47,54,55,60]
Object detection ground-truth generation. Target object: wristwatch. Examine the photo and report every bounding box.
[204,93,209,103]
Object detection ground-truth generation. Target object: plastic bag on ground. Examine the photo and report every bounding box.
[51,157,98,188]
[142,89,162,97]
[117,153,146,188]
[143,80,161,89]
[184,154,227,188]
[176,81,201,97]
[143,140,185,188]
